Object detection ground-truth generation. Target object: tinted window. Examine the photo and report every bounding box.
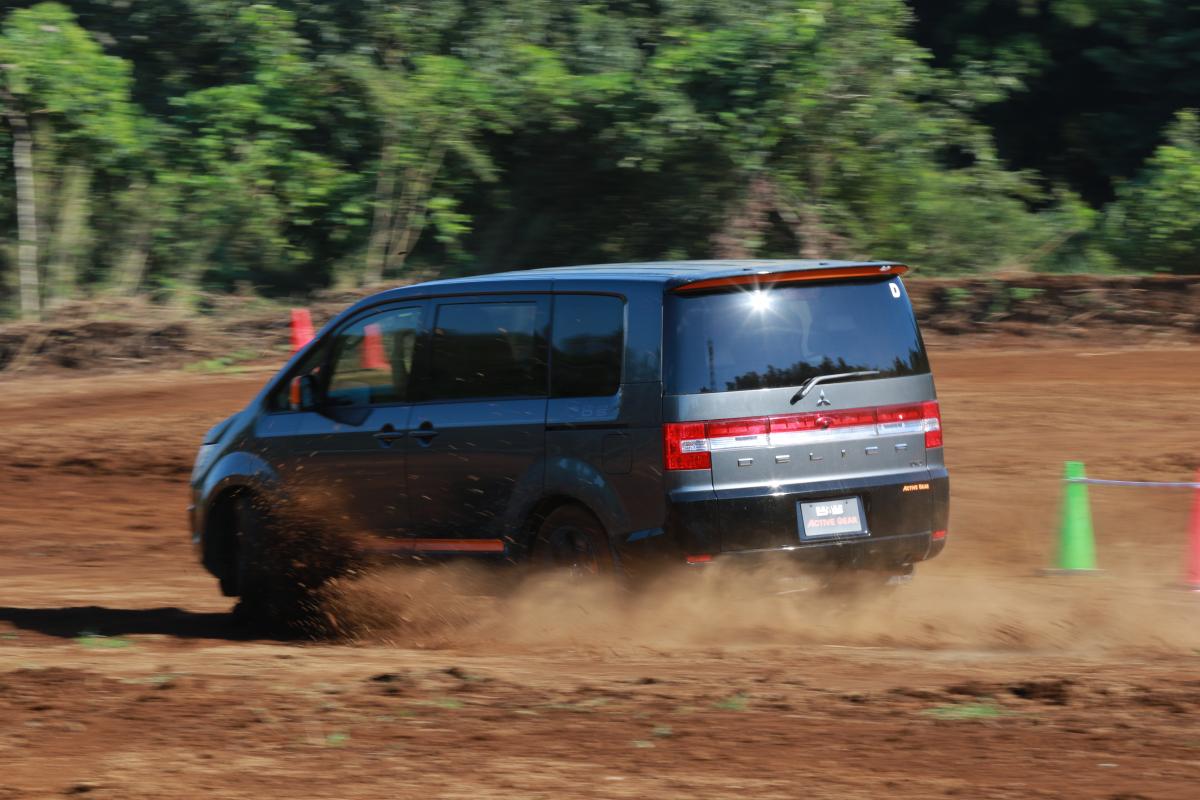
[428,301,545,400]
[325,306,422,406]
[664,278,929,395]
[551,295,624,397]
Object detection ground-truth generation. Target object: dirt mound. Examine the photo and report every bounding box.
[907,272,1200,341]
[0,317,196,373]
[3,274,1199,376]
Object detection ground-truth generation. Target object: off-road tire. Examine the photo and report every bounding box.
[229,493,331,634]
[532,506,614,576]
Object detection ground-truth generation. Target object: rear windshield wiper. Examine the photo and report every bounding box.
[790,370,882,404]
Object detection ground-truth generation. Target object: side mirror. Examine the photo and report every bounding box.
[288,373,319,411]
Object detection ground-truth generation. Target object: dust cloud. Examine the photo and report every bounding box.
[313,558,1200,655]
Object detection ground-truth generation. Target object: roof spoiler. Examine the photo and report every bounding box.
[670,264,908,294]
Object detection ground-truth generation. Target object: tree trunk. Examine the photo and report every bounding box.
[110,180,153,295]
[3,94,40,320]
[385,144,445,274]
[364,141,397,287]
[46,163,91,307]
[113,217,152,295]
[713,175,772,258]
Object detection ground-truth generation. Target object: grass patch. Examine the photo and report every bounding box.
[76,632,132,650]
[120,673,177,686]
[184,348,260,374]
[325,732,350,747]
[944,286,974,308]
[713,692,749,712]
[412,697,464,710]
[1008,286,1045,303]
[922,702,1006,720]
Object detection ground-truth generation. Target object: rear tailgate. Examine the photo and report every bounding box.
[662,274,944,554]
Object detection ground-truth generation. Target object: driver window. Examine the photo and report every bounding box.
[326,306,422,407]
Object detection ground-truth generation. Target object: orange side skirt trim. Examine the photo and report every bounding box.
[366,538,507,554]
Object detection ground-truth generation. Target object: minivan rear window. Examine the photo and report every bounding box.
[551,294,624,398]
[664,278,929,395]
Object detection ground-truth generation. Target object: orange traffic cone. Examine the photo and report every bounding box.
[361,322,387,370]
[290,308,314,353]
[1186,469,1200,591]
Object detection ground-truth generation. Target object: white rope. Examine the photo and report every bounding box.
[1065,477,1200,489]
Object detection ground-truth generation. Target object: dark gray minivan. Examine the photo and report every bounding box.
[190,260,948,615]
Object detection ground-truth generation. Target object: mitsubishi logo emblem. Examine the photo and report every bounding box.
[816,389,832,407]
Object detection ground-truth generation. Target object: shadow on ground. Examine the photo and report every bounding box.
[0,605,255,642]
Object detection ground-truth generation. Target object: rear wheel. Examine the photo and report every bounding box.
[532,506,614,576]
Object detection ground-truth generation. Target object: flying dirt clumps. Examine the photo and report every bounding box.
[311,565,491,644]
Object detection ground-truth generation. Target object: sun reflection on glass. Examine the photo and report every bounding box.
[747,291,773,312]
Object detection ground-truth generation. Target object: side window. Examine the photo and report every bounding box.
[551,295,625,398]
[325,306,422,407]
[267,340,329,412]
[428,301,545,400]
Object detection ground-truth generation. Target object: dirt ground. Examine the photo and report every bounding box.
[2,344,1200,799]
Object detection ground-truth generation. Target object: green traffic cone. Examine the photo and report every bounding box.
[1046,460,1100,574]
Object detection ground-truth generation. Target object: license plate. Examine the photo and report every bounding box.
[798,496,868,539]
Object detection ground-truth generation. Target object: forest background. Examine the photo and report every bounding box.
[1,0,1198,320]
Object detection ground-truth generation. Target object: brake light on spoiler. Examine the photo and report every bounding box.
[663,401,942,471]
[671,264,907,294]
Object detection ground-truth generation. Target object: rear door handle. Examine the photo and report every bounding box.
[409,425,439,442]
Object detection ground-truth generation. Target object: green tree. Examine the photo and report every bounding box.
[346,2,560,285]
[1100,110,1200,274]
[161,4,355,297]
[0,1,139,318]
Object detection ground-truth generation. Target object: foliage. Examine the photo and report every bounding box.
[0,1,1196,315]
[0,2,140,159]
[1099,111,1200,274]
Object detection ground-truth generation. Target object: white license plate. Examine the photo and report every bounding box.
[798,497,868,539]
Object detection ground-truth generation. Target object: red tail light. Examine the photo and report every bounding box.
[663,401,943,470]
[922,401,943,449]
[664,422,710,470]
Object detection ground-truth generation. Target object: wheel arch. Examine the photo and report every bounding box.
[195,449,282,594]
[202,484,263,596]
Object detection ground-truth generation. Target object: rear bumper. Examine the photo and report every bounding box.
[665,467,949,569]
[698,530,945,570]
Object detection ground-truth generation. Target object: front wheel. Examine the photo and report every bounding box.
[532,506,614,577]
[230,493,348,633]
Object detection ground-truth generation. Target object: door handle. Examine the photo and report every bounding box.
[409,422,439,444]
[374,424,406,447]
